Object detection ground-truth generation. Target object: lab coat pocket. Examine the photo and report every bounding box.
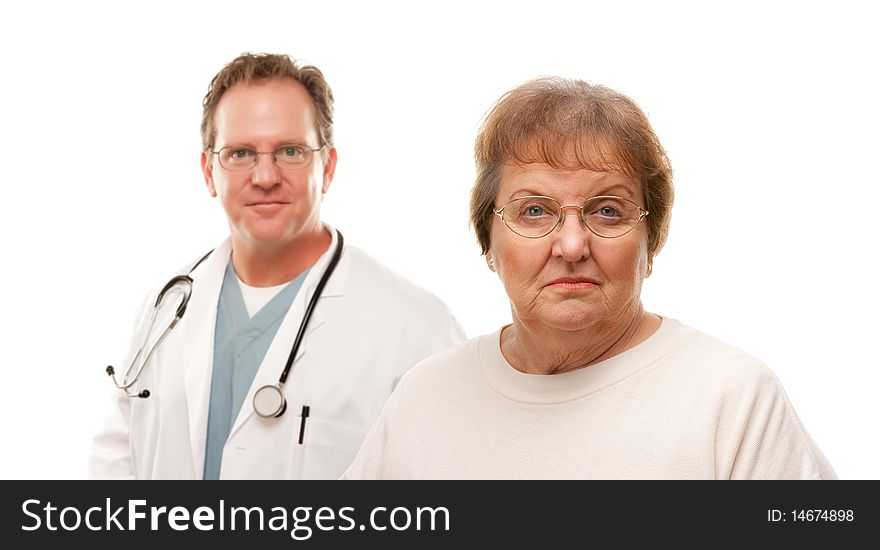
[300,417,367,479]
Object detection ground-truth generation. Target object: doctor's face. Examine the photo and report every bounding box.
[201,79,336,247]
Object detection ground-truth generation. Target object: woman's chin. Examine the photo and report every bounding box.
[526,306,604,332]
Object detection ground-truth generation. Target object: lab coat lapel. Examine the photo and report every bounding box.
[180,238,231,477]
[227,227,349,438]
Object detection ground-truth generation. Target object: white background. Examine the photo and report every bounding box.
[1,0,877,479]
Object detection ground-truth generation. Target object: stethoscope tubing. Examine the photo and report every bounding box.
[278,230,344,385]
[106,234,343,416]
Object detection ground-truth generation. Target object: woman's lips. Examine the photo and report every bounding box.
[547,277,599,290]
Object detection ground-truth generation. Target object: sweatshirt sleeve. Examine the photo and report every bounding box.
[340,373,410,480]
[714,367,836,480]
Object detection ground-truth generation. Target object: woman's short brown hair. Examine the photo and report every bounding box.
[470,77,673,259]
[200,52,334,152]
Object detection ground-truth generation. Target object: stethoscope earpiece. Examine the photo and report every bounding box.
[105,250,212,400]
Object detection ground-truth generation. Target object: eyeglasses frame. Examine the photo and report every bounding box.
[493,195,649,239]
[210,143,326,172]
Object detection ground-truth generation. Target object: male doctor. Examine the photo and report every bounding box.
[89,53,465,479]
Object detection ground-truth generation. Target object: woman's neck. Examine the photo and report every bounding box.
[501,306,661,375]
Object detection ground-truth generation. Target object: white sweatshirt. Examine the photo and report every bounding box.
[343,318,835,479]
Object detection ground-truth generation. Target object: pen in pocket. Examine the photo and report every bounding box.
[298,405,310,445]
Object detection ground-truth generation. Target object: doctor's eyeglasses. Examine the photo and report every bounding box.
[211,144,325,172]
[494,195,649,239]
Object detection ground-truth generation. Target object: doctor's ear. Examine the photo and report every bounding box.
[486,253,496,272]
[321,147,338,194]
[201,151,217,197]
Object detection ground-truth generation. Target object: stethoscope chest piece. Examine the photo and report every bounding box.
[253,384,287,418]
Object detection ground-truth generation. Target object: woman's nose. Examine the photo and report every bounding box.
[551,209,591,263]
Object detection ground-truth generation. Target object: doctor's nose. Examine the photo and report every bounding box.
[551,209,591,263]
[251,153,282,189]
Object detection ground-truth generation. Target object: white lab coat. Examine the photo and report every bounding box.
[90,227,465,479]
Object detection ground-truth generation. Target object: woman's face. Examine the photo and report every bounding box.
[489,164,651,332]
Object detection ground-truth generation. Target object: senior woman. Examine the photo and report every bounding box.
[343,78,835,479]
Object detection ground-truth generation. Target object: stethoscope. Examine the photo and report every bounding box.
[106,230,344,419]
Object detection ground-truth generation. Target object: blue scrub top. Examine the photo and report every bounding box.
[203,260,309,480]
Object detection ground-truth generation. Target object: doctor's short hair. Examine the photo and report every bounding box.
[200,52,335,152]
[469,77,674,259]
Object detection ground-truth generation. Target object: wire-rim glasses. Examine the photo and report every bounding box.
[211,144,325,172]
[493,195,649,239]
